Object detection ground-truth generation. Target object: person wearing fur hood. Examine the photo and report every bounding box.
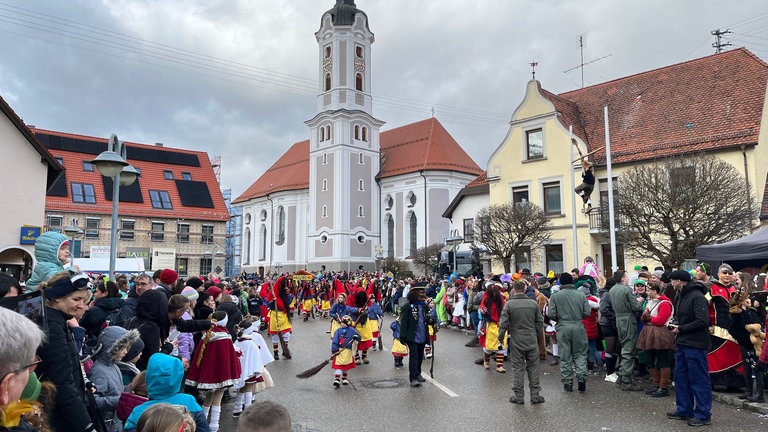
[87,327,140,431]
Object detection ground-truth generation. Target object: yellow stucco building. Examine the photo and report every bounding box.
[480,48,768,276]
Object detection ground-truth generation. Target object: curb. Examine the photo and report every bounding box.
[712,391,768,415]
[449,327,768,415]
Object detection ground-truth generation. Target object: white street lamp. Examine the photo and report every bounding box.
[90,134,140,280]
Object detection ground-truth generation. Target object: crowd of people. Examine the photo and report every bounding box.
[0,232,293,432]
[2,230,768,431]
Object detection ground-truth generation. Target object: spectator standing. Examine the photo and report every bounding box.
[666,270,712,427]
[609,270,644,391]
[547,273,590,392]
[497,281,545,405]
[0,306,46,431]
[636,281,675,397]
[36,271,98,432]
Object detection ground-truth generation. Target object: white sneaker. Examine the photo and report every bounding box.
[604,373,619,383]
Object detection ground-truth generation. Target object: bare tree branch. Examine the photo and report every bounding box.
[411,243,444,276]
[614,154,754,269]
[476,202,552,273]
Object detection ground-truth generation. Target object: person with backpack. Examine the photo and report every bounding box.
[127,290,174,371]
[80,280,124,342]
[116,273,152,327]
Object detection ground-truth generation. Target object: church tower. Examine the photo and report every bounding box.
[306,0,384,270]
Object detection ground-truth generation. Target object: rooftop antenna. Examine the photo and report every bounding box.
[530,61,539,80]
[563,34,611,88]
[711,29,732,53]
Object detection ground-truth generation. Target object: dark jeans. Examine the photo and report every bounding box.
[674,345,712,421]
[406,341,426,382]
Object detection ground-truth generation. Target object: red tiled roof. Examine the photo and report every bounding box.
[232,140,310,203]
[35,128,230,221]
[465,171,488,188]
[442,171,489,219]
[234,118,482,203]
[378,118,483,179]
[546,48,768,165]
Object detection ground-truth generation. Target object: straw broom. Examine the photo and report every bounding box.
[295,351,339,379]
[296,314,363,379]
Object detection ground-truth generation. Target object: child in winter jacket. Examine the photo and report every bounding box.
[87,327,140,432]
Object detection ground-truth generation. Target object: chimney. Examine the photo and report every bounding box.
[155,143,163,147]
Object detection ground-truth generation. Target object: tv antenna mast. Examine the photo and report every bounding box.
[563,35,611,88]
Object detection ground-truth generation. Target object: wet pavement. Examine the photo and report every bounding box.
[217,316,768,431]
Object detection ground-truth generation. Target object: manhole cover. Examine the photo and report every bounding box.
[358,377,409,389]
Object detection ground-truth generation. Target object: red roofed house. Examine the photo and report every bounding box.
[33,128,229,278]
[0,96,63,281]
[472,48,768,275]
[233,1,482,274]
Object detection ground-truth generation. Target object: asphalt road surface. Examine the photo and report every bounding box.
[219,314,768,432]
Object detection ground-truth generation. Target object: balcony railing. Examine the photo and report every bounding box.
[587,207,632,234]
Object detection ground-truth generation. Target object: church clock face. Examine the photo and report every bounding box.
[323,58,333,72]
[354,57,365,72]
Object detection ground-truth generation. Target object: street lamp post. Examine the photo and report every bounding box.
[446,229,463,276]
[90,134,140,280]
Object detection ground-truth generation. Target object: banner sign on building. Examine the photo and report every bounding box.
[126,247,151,270]
[20,226,41,245]
[90,246,111,259]
[152,248,176,271]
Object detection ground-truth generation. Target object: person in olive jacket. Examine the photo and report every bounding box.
[36,271,98,432]
[398,282,435,387]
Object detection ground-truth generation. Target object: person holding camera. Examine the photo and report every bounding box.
[666,270,712,427]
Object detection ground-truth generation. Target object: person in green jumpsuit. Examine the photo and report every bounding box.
[609,269,645,391]
[547,273,591,392]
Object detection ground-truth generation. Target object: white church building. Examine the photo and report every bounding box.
[233,0,483,275]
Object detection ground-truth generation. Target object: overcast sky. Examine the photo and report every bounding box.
[1,1,766,199]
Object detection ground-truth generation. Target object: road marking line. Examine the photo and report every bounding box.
[424,375,459,397]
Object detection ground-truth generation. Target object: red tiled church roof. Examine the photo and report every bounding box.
[378,118,483,179]
[35,128,230,222]
[545,48,768,165]
[233,140,310,203]
[233,118,482,203]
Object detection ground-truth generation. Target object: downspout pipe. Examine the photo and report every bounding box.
[742,145,754,232]
[266,194,274,273]
[420,170,428,248]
